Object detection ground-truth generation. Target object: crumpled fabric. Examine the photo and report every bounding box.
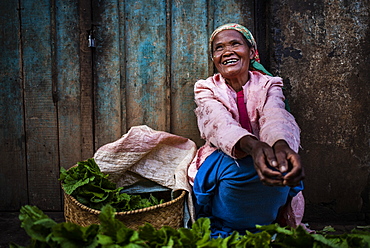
[93,125,197,223]
[278,191,313,232]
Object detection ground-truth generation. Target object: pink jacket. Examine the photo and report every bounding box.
[188,71,306,229]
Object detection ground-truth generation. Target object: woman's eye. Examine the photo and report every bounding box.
[215,46,223,51]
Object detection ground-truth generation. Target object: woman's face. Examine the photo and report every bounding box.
[212,30,255,80]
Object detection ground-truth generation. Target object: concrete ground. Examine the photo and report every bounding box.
[0,211,368,247]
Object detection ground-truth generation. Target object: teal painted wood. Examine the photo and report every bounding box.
[213,0,254,31]
[56,0,84,169]
[124,0,169,132]
[0,0,260,211]
[93,0,123,148]
[21,0,61,210]
[171,0,210,146]
[0,0,28,210]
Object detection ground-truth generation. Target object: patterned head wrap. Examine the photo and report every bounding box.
[209,23,272,76]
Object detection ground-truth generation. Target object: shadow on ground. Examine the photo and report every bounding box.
[0,212,64,248]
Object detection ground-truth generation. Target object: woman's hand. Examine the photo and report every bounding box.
[273,140,305,187]
[239,136,304,187]
[239,136,284,186]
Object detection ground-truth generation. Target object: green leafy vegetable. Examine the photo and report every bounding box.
[11,205,370,248]
[51,222,100,248]
[97,205,147,247]
[59,158,164,212]
[12,205,58,248]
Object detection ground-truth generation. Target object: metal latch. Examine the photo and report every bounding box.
[88,30,95,48]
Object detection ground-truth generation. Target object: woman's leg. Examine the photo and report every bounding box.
[193,150,291,236]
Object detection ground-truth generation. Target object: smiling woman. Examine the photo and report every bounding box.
[211,30,254,91]
[187,23,307,238]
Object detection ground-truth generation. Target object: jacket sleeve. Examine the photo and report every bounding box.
[258,80,301,152]
[194,79,255,158]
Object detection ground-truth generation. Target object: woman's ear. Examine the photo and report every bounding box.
[249,47,256,60]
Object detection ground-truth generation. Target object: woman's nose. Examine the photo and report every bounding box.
[223,45,234,55]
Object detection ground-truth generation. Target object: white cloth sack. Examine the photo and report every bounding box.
[93,125,197,224]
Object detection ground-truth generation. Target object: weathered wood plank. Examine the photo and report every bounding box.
[254,0,268,66]
[0,0,260,212]
[212,0,254,32]
[79,0,95,160]
[0,0,28,210]
[93,0,122,148]
[56,0,83,170]
[118,0,127,134]
[125,0,169,132]
[170,0,209,146]
[21,0,61,210]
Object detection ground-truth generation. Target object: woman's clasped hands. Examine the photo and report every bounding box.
[239,136,305,187]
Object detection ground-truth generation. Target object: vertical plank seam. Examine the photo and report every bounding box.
[122,0,128,133]
[50,0,62,210]
[18,0,29,206]
[121,0,127,134]
[91,0,97,151]
[123,0,129,132]
[166,0,172,133]
[208,0,215,76]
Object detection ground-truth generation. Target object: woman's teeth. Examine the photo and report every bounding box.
[222,59,238,65]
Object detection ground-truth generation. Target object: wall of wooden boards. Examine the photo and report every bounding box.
[0,0,262,211]
[2,0,370,222]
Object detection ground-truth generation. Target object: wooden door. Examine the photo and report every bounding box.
[0,0,263,211]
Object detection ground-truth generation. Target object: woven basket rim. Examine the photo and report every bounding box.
[62,164,186,216]
[64,188,187,216]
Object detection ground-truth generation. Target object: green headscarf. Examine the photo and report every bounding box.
[209,23,273,77]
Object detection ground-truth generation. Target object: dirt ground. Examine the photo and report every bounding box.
[0,211,367,247]
[0,212,65,248]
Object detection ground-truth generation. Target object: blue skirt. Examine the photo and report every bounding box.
[193,150,303,238]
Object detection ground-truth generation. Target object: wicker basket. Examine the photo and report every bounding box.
[63,189,186,230]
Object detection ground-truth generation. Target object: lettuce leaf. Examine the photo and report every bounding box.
[19,205,57,244]
[51,222,99,248]
[11,205,370,248]
[97,205,147,247]
[60,158,163,212]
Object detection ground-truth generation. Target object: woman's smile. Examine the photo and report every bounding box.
[212,29,255,90]
[222,58,239,65]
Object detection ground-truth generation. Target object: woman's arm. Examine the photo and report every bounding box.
[258,82,301,152]
[239,81,303,186]
[194,79,255,158]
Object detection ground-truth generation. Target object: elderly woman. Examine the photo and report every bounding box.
[188,23,305,237]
